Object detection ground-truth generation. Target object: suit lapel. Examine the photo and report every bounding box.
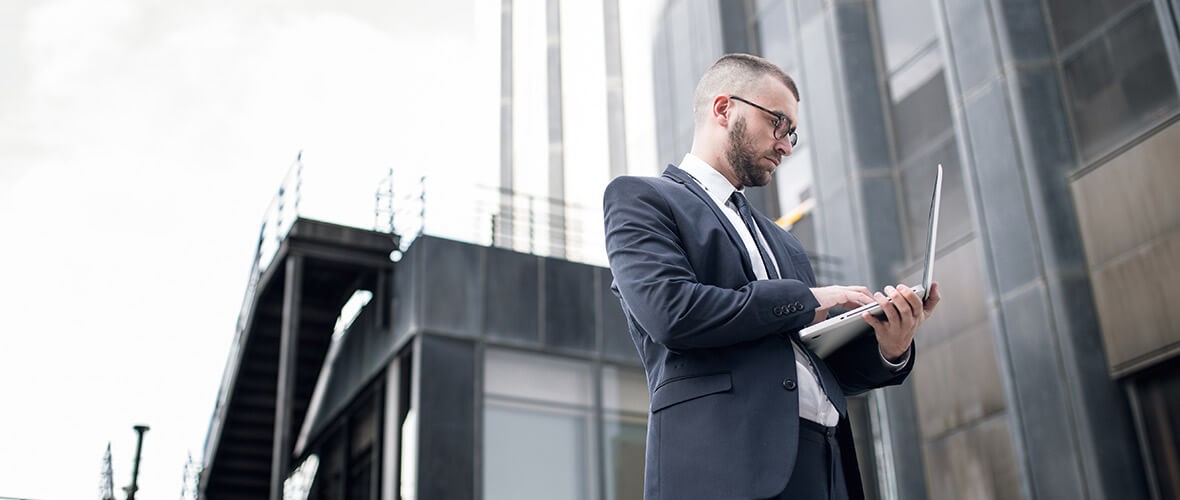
[662,165,756,281]
[666,166,847,415]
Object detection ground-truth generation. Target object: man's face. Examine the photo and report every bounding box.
[726,115,774,187]
[723,81,798,188]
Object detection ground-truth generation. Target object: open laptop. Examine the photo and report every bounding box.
[799,164,943,358]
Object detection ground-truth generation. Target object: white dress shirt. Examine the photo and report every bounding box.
[678,154,841,426]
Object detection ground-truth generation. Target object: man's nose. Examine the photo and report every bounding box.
[775,140,791,157]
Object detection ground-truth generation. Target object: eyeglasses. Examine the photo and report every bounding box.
[728,95,798,146]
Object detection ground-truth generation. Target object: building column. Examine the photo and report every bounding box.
[545,0,566,258]
[932,0,1148,498]
[602,0,628,180]
[794,3,925,498]
[497,0,515,250]
[270,254,303,500]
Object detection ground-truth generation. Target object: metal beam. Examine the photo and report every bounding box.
[270,254,302,500]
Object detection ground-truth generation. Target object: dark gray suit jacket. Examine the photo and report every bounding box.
[603,165,914,499]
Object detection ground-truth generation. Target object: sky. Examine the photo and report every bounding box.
[0,0,659,498]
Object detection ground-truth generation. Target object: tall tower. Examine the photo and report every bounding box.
[98,443,115,500]
[497,0,628,262]
[179,451,200,500]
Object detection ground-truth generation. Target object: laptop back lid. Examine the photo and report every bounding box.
[920,164,944,298]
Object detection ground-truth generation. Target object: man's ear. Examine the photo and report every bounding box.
[712,95,730,127]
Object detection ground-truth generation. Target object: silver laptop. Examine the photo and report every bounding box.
[799,164,943,358]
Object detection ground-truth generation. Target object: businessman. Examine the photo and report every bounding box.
[603,53,940,500]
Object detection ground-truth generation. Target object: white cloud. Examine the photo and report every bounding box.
[0,0,489,497]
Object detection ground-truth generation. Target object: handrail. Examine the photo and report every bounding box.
[388,175,607,265]
[204,153,302,467]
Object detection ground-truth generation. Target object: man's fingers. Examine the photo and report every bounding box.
[924,282,941,315]
[898,285,923,319]
[886,286,912,319]
[876,292,899,324]
[847,289,874,306]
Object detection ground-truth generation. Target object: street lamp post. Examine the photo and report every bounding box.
[123,425,150,500]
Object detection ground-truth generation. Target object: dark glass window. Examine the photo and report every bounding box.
[890,69,953,161]
[1060,2,1179,159]
[1133,359,1180,498]
[1046,0,1140,50]
[311,430,346,500]
[900,139,969,259]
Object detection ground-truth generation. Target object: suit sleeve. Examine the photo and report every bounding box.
[604,176,819,350]
[826,334,915,396]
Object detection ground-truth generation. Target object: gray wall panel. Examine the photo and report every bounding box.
[800,15,849,198]
[543,257,597,353]
[962,81,1040,296]
[910,239,989,350]
[416,335,476,499]
[1011,66,1087,277]
[858,175,905,289]
[835,1,892,173]
[991,0,1053,64]
[912,322,1005,440]
[944,0,1000,92]
[484,246,542,345]
[922,413,1021,500]
[1072,120,1180,266]
[999,284,1085,500]
[420,237,483,338]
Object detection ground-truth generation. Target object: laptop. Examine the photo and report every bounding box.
[799,164,943,358]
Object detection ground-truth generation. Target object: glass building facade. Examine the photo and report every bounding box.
[652,0,1180,498]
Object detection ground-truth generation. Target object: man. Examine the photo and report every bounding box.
[603,53,940,500]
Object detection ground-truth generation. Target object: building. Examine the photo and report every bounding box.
[201,1,650,497]
[199,218,646,500]
[652,0,1179,498]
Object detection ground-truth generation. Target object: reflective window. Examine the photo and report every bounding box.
[1046,0,1139,49]
[602,365,649,500]
[484,349,595,500]
[482,349,648,500]
[875,0,964,263]
[875,0,937,72]
[1058,2,1179,159]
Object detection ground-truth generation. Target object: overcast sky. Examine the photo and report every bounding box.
[0,0,659,498]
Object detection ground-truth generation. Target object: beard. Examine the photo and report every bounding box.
[725,116,776,188]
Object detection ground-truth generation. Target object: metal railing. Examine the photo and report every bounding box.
[383,173,606,265]
[205,153,303,468]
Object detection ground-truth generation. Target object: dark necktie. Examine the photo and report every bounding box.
[730,191,780,280]
[733,192,832,405]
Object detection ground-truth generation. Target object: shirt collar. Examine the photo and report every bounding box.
[679,153,745,208]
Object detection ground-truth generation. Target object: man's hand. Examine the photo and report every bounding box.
[864,282,941,362]
[809,285,875,325]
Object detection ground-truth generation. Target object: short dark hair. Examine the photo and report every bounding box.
[693,53,800,122]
